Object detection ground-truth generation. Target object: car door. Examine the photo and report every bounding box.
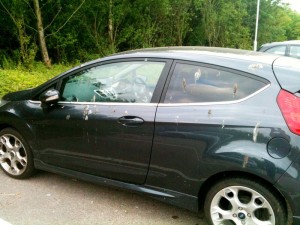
[33,58,172,184]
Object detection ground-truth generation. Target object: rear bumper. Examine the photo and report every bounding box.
[275,155,300,223]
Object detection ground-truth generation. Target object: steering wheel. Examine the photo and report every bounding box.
[132,76,151,103]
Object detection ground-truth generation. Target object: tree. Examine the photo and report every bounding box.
[283,7,300,40]
[0,0,37,66]
[0,0,85,66]
[35,0,85,66]
[106,0,131,53]
[33,0,50,66]
[1,0,300,66]
[198,0,250,48]
[170,0,193,46]
[127,0,171,48]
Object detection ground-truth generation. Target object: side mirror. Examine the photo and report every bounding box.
[39,89,60,108]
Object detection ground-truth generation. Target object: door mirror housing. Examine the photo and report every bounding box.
[39,89,60,107]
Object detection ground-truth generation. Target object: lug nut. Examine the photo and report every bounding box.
[247,213,251,217]
[238,207,243,210]
[233,214,237,217]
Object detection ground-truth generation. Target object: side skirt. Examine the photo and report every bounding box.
[34,159,199,212]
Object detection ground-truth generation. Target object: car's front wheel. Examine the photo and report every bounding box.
[0,128,35,179]
[204,177,287,225]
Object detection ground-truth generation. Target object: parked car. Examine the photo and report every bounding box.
[0,47,300,225]
[258,40,300,58]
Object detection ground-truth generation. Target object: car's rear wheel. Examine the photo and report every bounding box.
[204,177,286,225]
[0,128,35,179]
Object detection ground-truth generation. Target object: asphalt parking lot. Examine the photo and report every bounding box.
[0,171,207,225]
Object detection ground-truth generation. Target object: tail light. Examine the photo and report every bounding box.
[277,90,300,135]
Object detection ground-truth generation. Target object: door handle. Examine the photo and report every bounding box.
[118,116,144,127]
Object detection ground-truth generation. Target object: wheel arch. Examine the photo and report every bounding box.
[0,113,36,152]
[0,123,11,131]
[198,170,292,224]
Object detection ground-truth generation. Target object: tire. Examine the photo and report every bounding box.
[0,128,35,179]
[204,177,286,225]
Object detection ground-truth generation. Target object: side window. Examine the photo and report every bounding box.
[265,46,286,56]
[290,46,300,59]
[164,63,267,103]
[60,61,166,103]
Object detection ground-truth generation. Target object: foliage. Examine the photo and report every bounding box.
[285,10,300,40]
[0,0,299,66]
[0,63,71,97]
[196,0,251,48]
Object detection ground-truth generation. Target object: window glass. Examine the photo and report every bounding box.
[61,61,165,103]
[164,63,267,103]
[290,46,300,59]
[265,46,286,56]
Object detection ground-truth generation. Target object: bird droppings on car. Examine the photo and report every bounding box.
[248,63,263,71]
[253,122,260,143]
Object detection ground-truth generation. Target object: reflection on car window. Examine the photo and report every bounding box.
[60,61,165,103]
[290,46,300,59]
[164,63,267,103]
[265,46,286,56]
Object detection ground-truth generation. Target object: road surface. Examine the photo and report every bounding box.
[0,170,207,225]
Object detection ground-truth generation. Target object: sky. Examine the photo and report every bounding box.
[282,0,300,13]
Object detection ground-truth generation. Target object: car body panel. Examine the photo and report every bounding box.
[2,89,34,101]
[32,101,158,184]
[273,57,300,93]
[34,157,200,211]
[275,154,300,222]
[0,101,37,148]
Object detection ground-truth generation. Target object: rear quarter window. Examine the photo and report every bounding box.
[164,63,268,103]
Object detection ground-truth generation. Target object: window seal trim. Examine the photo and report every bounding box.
[28,84,269,107]
[28,100,158,107]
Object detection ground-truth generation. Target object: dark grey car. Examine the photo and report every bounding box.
[0,47,300,225]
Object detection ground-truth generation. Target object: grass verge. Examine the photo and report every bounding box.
[0,63,72,97]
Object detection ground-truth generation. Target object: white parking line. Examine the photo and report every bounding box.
[0,219,12,225]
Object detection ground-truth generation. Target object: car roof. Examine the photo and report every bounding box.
[84,46,279,66]
[260,40,300,48]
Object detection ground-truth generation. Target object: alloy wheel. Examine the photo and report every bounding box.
[0,134,28,176]
[210,185,275,225]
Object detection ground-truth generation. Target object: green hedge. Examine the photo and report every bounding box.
[0,63,71,97]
